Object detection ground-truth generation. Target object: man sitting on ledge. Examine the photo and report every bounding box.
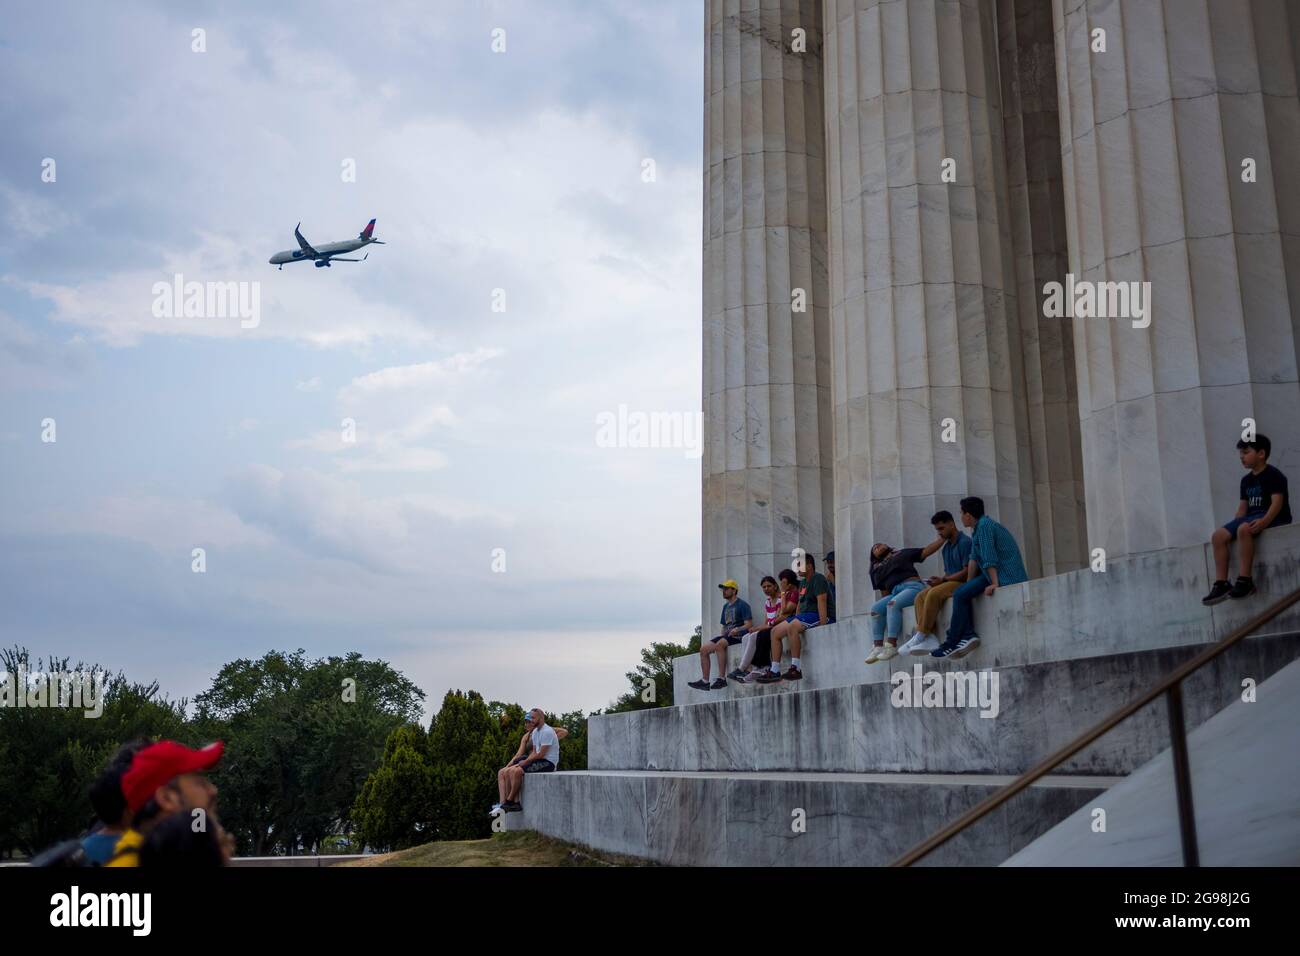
[932,496,1027,660]
[689,579,753,691]
[491,708,560,816]
[900,510,973,657]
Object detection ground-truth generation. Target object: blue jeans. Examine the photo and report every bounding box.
[870,580,926,641]
[945,573,990,644]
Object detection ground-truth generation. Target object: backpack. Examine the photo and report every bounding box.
[29,838,92,867]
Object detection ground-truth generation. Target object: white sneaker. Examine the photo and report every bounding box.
[908,634,942,655]
[951,636,981,659]
[742,669,761,683]
[865,644,886,664]
[898,632,924,655]
[876,643,899,661]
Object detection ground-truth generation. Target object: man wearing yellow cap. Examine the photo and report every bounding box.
[689,580,753,691]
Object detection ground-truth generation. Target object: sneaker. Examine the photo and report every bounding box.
[898,632,925,655]
[931,640,962,659]
[877,643,899,662]
[908,634,942,655]
[756,670,784,684]
[727,669,747,682]
[865,644,886,664]
[710,678,728,690]
[488,803,504,817]
[1201,580,1232,605]
[504,801,523,813]
[950,636,981,658]
[687,679,710,690]
[1229,577,1256,600]
[742,670,762,684]
[782,666,803,681]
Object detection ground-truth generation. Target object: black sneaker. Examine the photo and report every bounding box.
[504,801,523,813]
[755,670,783,684]
[1201,580,1232,605]
[727,669,747,682]
[1229,577,1256,599]
[710,678,727,690]
[687,679,710,690]
[782,666,803,681]
[931,640,962,658]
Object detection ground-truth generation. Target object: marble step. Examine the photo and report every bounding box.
[677,524,1300,707]
[504,769,1120,866]
[1005,656,1300,866]
[593,633,1300,776]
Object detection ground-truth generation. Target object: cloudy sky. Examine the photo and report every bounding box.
[0,0,703,718]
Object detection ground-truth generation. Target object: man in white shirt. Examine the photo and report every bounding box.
[492,708,560,815]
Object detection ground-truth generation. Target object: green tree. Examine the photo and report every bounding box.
[0,647,189,857]
[191,649,423,855]
[605,626,700,712]
[350,724,433,851]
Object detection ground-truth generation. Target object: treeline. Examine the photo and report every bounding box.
[0,628,699,857]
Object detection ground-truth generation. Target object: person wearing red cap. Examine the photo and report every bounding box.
[106,740,224,867]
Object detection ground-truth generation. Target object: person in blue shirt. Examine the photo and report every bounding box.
[899,510,974,656]
[689,580,753,690]
[932,497,1029,659]
[81,739,149,865]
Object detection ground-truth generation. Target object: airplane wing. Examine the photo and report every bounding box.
[294,222,320,257]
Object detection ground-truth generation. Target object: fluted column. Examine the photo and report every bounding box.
[702,0,835,630]
[1053,0,1300,560]
[998,0,1088,575]
[824,0,1041,620]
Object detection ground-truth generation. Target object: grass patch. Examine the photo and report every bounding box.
[336,830,649,867]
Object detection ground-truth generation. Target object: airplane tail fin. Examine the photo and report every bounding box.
[360,218,376,239]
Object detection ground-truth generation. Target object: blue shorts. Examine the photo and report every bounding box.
[1223,512,1288,540]
[793,612,826,628]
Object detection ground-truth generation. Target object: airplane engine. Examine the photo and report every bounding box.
[314,260,329,268]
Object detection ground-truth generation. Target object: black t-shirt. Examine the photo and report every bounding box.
[1241,465,1292,524]
[870,547,925,594]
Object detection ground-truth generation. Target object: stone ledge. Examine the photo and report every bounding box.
[506,769,1113,866]
[676,523,1300,705]
[600,633,1299,775]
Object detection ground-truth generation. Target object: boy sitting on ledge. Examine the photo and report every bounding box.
[1203,433,1292,605]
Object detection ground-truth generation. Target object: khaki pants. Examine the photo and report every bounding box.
[913,581,961,635]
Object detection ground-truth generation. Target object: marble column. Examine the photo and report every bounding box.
[702,0,835,631]
[823,0,1041,619]
[1053,0,1300,560]
[997,0,1088,575]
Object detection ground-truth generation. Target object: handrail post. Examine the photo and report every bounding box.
[1165,682,1199,867]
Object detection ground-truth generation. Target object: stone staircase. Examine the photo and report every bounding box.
[508,526,1300,865]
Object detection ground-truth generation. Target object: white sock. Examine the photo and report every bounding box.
[770,662,781,674]
[791,657,801,669]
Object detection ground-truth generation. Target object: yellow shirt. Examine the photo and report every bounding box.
[104,828,143,867]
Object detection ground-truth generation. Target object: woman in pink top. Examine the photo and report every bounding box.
[732,572,796,683]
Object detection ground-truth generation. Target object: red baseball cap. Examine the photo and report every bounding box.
[120,740,224,814]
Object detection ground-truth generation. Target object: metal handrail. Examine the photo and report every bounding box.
[890,585,1300,867]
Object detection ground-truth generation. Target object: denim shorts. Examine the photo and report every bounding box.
[1223,512,1289,540]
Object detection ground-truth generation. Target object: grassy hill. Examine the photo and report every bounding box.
[335,830,649,867]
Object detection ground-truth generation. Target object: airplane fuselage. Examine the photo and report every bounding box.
[269,236,376,265]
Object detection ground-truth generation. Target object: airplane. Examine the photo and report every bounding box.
[269,219,385,269]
